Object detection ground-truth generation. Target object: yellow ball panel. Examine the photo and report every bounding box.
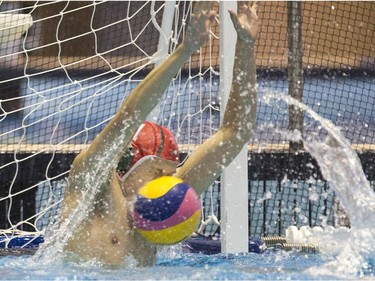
[138,176,183,198]
[137,210,201,245]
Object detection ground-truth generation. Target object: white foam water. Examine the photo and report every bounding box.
[266,93,375,277]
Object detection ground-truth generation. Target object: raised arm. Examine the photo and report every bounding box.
[72,2,217,176]
[175,2,259,195]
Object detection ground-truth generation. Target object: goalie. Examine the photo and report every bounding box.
[60,1,259,266]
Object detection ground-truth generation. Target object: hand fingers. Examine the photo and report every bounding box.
[200,1,214,12]
[193,1,215,15]
[228,9,241,29]
[207,10,217,22]
[249,2,259,20]
[241,1,258,20]
[238,2,250,14]
[193,1,216,28]
[248,1,257,10]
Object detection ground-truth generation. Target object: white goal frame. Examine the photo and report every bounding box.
[219,1,248,254]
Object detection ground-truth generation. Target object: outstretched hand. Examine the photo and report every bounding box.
[229,2,259,44]
[184,1,217,50]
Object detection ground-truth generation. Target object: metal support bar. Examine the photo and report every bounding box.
[287,1,304,152]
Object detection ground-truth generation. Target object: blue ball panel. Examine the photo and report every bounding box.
[135,182,190,221]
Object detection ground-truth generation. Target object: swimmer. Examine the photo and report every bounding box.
[60,1,259,266]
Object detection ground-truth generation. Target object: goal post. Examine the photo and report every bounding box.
[219,0,249,254]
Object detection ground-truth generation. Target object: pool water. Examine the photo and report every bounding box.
[0,247,372,280]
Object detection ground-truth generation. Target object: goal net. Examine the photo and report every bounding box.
[0,1,374,250]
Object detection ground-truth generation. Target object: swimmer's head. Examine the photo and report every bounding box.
[116,122,179,177]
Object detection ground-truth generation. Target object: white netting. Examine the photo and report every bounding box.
[0,1,221,241]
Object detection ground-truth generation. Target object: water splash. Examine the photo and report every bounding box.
[265,92,375,276]
[24,89,375,276]
[30,123,130,265]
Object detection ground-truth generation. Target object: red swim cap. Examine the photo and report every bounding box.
[130,122,179,167]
